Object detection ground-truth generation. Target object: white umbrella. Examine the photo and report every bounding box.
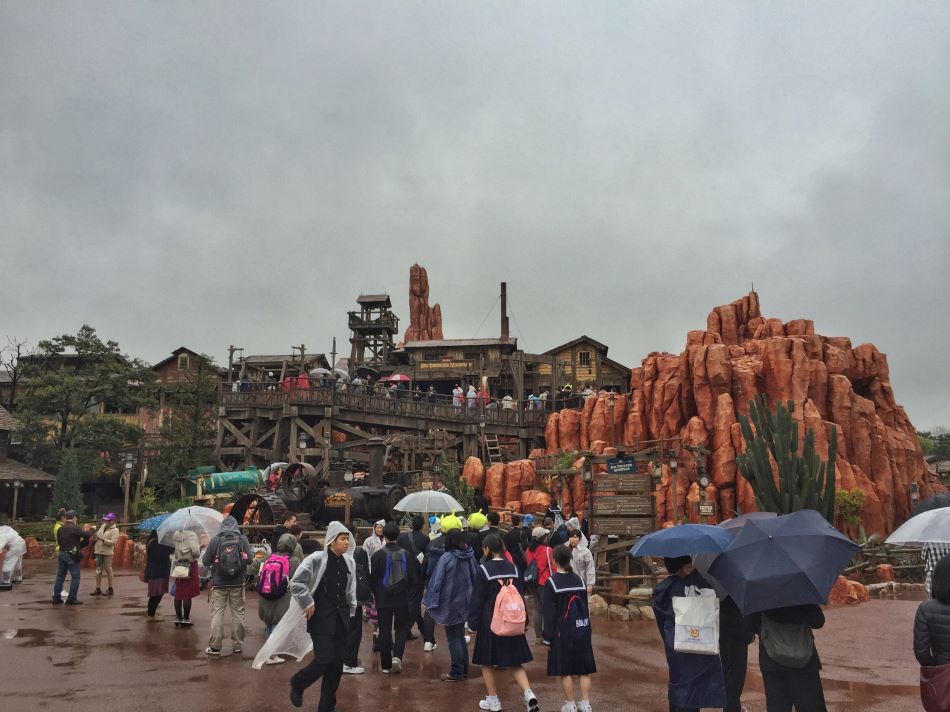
[334,369,351,383]
[394,491,464,514]
[156,506,225,547]
[885,508,950,544]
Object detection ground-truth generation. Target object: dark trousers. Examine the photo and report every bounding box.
[721,637,750,712]
[147,595,163,616]
[762,668,827,712]
[445,622,468,677]
[408,585,434,642]
[422,610,437,645]
[377,605,409,670]
[292,626,347,712]
[174,599,192,620]
[344,606,364,667]
[52,552,81,602]
[531,585,546,639]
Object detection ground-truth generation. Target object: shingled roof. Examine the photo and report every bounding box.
[0,405,19,432]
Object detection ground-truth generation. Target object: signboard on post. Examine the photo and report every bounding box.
[607,457,636,474]
[698,502,715,517]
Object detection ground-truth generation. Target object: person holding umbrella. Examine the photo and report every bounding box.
[652,555,727,712]
[753,603,827,711]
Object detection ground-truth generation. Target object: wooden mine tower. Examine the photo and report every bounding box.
[348,294,399,371]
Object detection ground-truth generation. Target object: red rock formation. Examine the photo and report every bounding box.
[543,291,942,537]
[827,575,870,605]
[462,456,486,491]
[485,463,506,509]
[520,490,552,514]
[24,537,42,560]
[404,264,444,342]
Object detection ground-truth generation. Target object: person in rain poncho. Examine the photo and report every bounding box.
[0,514,27,589]
[466,385,477,410]
[362,520,386,563]
[564,517,588,549]
[423,528,477,682]
[254,521,356,712]
[567,528,595,596]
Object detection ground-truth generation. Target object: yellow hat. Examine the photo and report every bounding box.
[468,511,488,530]
[440,514,462,532]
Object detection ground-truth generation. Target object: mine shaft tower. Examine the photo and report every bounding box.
[348,294,399,371]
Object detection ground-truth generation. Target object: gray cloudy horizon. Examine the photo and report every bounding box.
[1,2,948,429]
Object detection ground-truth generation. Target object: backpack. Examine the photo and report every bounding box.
[382,549,408,595]
[256,553,289,600]
[215,532,248,579]
[523,558,539,585]
[490,573,527,637]
[759,614,815,668]
[557,592,591,647]
[354,550,372,604]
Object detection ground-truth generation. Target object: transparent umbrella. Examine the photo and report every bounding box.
[156,506,225,547]
[394,491,463,514]
[886,508,950,544]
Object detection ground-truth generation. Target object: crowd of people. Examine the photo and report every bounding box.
[21,501,950,712]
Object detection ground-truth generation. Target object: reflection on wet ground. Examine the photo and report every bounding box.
[0,560,923,712]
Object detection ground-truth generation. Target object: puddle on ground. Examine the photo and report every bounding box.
[1,628,51,646]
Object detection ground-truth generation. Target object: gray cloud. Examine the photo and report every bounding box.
[1,1,948,427]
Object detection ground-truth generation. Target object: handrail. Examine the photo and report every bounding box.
[219,382,548,428]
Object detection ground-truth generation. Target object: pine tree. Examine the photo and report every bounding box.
[53,448,84,514]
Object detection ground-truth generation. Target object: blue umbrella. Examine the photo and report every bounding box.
[629,524,735,558]
[137,512,172,531]
[708,509,859,616]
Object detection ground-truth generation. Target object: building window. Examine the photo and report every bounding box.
[463,351,480,360]
[579,351,592,367]
[423,353,441,362]
[178,354,190,370]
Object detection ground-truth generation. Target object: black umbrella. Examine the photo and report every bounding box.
[912,493,950,518]
[708,509,859,616]
[355,365,380,380]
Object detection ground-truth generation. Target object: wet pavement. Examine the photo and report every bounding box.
[0,561,922,711]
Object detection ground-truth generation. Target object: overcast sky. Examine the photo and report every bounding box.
[1,2,948,428]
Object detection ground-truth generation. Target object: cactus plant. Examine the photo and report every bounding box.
[736,395,837,522]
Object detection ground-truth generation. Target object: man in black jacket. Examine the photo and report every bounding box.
[756,604,827,712]
[397,516,433,647]
[270,512,297,550]
[371,523,414,673]
[52,511,89,605]
[504,514,527,574]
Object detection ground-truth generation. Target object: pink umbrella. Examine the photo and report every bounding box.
[380,374,412,382]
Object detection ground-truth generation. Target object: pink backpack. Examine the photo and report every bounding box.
[490,576,527,637]
[256,553,290,600]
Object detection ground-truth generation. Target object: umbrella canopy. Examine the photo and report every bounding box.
[394,490,463,514]
[718,511,778,531]
[262,462,289,479]
[137,512,173,531]
[355,365,380,380]
[886,508,950,544]
[309,367,332,377]
[380,373,411,383]
[629,523,735,559]
[708,509,859,615]
[912,493,950,518]
[334,369,351,383]
[156,506,225,547]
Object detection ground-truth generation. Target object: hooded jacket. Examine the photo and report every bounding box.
[172,529,201,563]
[362,519,386,565]
[253,533,301,626]
[423,547,477,626]
[201,516,252,587]
[252,521,356,670]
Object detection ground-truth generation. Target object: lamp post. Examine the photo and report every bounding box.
[298,433,308,465]
[669,453,679,524]
[11,478,23,522]
[121,452,134,524]
[608,393,616,445]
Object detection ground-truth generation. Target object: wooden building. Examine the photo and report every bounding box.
[540,335,631,392]
[0,406,54,520]
[392,338,521,395]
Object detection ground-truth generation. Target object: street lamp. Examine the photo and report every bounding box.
[343,459,354,483]
[11,478,23,522]
[121,452,134,524]
[608,393,616,445]
[298,433,308,464]
[669,453,679,524]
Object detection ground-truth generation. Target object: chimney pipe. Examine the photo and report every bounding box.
[500,282,510,342]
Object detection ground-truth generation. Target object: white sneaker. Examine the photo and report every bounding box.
[265,655,285,665]
[391,656,402,673]
[561,704,577,712]
[342,665,364,674]
[479,698,502,712]
[464,635,472,644]
[424,642,436,652]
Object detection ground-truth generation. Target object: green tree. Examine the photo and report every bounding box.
[146,354,219,498]
[919,429,950,460]
[52,448,84,513]
[15,326,153,473]
[737,395,837,522]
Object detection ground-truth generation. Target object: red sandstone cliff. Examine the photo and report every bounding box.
[543,292,942,537]
[404,264,443,342]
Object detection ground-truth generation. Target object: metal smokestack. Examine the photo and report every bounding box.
[500,282,510,342]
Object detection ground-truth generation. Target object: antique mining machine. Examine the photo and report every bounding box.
[228,438,410,527]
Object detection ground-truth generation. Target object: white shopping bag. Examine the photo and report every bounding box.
[672,585,720,655]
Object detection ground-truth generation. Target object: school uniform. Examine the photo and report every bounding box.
[542,571,597,677]
[468,558,533,668]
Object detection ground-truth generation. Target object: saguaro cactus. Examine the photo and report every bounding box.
[736,395,837,522]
